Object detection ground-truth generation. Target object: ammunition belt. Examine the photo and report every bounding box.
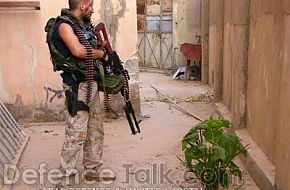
[73,24,94,104]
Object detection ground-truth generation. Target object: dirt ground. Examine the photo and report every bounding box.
[12,72,259,190]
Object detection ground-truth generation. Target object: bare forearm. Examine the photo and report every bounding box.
[71,47,104,59]
[58,23,104,60]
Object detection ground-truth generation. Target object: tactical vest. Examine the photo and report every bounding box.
[45,9,99,81]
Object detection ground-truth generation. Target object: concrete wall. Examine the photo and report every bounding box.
[173,0,201,68]
[208,0,224,101]
[201,0,209,83]
[246,0,282,164]
[223,0,249,128]
[207,0,290,189]
[246,0,290,189]
[0,0,138,122]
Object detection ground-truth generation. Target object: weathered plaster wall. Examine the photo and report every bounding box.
[201,0,209,83]
[0,2,64,121]
[0,0,138,122]
[223,0,249,128]
[247,0,283,165]
[208,0,224,101]
[207,0,290,189]
[173,0,201,68]
[246,0,290,189]
[97,0,137,59]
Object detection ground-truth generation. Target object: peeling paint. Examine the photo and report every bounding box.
[101,0,127,50]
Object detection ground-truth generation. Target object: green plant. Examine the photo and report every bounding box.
[181,117,249,190]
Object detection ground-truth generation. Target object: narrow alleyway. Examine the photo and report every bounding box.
[12,72,259,190]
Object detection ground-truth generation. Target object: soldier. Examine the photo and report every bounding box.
[45,0,115,188]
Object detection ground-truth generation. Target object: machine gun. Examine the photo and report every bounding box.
[94,23,141,135]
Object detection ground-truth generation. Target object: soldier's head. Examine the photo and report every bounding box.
[69,0,94,20]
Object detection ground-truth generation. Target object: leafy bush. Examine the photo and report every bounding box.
[181,117,248,190]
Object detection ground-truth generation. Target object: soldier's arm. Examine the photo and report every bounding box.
[58,22,104,59]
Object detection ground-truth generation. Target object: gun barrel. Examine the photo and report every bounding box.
[94,22,141,135]
[124,102,141,135]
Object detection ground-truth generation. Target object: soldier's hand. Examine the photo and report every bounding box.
[100,52,113,66]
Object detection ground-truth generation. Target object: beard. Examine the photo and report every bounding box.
[83,16,91,23]
[82,7,92,22]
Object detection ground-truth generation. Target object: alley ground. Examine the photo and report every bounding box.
[12,72,259,190]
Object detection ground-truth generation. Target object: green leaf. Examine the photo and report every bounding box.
[198,145,208,158]
[182,140,188,150]
[194,162,205,173]
[183,131,199,142]
[184,145,207,168]
[189,145,207,160]
[180,117,248,190]
[216,132,239,160]
[182,132,199,150]
[204,117,231,130]
[185,148,194,168]
[237,143,249,157]
[206,118,223,129]
[194,122,209,131]
[211,145,226,162]
[219,170,229,188]
[213,129,223,139]
[203,128,214,143]
[200,168,218,186]
[220,119,230,128]
[229,161,243,179]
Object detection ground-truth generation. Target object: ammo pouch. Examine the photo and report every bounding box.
[65,83,89,116]
[98,75,124,94]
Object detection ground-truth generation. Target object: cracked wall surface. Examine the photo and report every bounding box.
[100,0,126,50]
[95,0,137,60]
[0,0,137,122]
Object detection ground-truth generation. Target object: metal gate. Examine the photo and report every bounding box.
[0,101,28,190]
[137,0,173,69]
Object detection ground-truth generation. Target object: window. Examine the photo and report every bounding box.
[146,15,172,33]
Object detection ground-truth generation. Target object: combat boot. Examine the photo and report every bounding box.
[84,170,116,182]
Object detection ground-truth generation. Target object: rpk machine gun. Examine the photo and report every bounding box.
[94,23,141,135]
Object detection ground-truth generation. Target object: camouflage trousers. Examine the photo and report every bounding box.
[60,81,104,176]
